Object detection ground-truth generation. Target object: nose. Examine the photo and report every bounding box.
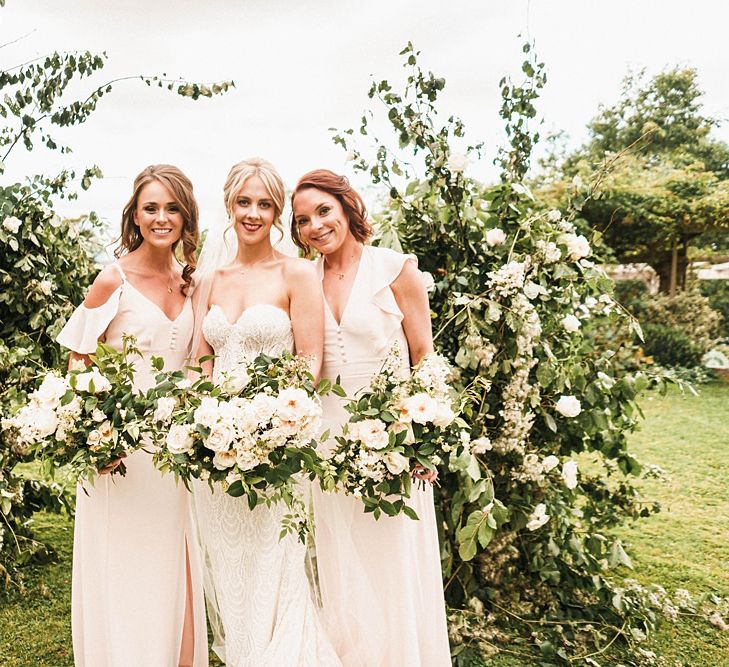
[156,209,168,223]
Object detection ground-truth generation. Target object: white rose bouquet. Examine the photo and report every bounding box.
[1,338,146,482]
[147,352,326,516]
[318,349,468,519]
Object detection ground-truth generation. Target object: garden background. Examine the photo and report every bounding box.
[1,1,728,665]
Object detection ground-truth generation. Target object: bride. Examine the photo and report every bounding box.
[190,157,340,666]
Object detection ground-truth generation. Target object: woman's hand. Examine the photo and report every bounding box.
[98,455,126,475]
[412,463,438,484]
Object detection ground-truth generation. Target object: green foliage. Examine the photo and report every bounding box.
[699,280,729,338]
[331,42,683,662]
[642,323,703,368]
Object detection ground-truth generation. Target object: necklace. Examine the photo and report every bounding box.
[152,269,176,294]
[324,251,362,281]
[235,252,275,276]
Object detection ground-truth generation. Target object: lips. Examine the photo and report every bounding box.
[151,228,172,235]
[240,222,262,233]
[312,229,333,243]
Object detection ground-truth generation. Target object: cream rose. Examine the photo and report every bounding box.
[561,460,579,489]
[383,451,409,475]
[446,152,469,173]
[352,419,389,450]
[555,395,582,418]
[561,314,581,333]
[166,424,195,454]
[400,392,438,424]
[193,396,220,428]
[2,216,21,233]
[526,503,550,531]
[213,449,237,470]
[75,369,112,393]
[205,422,235,452]
[153,397,177,423]
[485,228,506,247]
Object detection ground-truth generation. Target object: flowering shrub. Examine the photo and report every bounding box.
[2,340,146,482]
[318,350,485,521]
[332,42,678,661]
[146,353,325,536]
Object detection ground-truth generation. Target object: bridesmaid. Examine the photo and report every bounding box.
[56,165,207,666]
[291,170,451,666]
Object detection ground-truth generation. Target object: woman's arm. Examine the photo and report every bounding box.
[287,259,325,381]
[67,266,124,369]
[391,259,434,366]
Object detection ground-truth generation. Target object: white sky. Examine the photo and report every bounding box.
[3,0,728,235]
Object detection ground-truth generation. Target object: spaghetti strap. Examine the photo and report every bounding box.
[112,262,127,282]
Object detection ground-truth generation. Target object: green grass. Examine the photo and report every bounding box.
[1,384,727,666]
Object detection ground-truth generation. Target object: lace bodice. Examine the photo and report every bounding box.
[202,304,294,381]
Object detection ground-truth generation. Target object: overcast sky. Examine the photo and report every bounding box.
[3,0,728,235]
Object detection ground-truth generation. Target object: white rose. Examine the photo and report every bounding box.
[486,228,506,246]
[35,407,59,438]
[351,419,389,450]
[345,150,357,162]
[221,367,251,394]
[561,314,581,333]
[98,420,113,441]
[193,396,220,428]
[205,422,235,452]
[523,280,542,300]
[212,449,237,470]
[555,395,582,418]
[35,373,69,408]
[470,436,492,454]
[235,447,260,471]
[251,393,278,424]
[2,216,22,233]
[432,401,456,428]
[400,392,438,425]
[526,503,550,531]
[75,370,112,393]
[276,388,317,424]
[562,460,578,489]
[383,451,409,475]
[547,209,562,223]
[166,424,194,454]
[446,152,469,173]
[153,397,177,423]
[68,359,87,372]
[91,408,106,423]
[86,429,102,447]
[541,455,560,472]
[420,271,435,293]
[561,233,591,260]
[39,280,53,296]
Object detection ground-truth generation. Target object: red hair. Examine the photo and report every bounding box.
[290,169,373,256]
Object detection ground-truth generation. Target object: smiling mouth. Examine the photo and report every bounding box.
[152,228,172,235]
[240,222,262,232]
[312,230,333,242]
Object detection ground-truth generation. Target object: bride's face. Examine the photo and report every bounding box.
[231,176,277,246]
[293,187,351,256]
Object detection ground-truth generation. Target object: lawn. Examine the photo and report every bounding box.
[1,384,727,666]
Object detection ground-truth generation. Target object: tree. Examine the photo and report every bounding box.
[548,68,729,293]
[0,14,233,588]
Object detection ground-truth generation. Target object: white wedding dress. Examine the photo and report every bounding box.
[192,303,340,667]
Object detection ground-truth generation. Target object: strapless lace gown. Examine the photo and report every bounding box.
[193,304,340,667]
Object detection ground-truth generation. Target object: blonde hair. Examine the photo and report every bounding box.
[223,157,285,240]
[116,164,199,294]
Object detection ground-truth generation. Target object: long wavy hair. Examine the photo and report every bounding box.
[223,157,286,243]
[115,164,199,293]
[290,169,372,257]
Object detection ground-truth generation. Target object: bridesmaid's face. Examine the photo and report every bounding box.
[133,180,184,250]
[232,176,276,246]
[293,188,351,255]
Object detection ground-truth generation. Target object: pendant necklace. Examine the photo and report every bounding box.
[237,252,275,276]
[325,250,362,281]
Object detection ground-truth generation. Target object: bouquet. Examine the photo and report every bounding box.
[1,338,146,482]
[318,348,469,519]
[147,352,325,523]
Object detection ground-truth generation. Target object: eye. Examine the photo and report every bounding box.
[237,198,249,206]
[296,217,309,226]
[168,206,180,213]
[319,206,330,215]
[260,201,271,209]
[144,206,156,213]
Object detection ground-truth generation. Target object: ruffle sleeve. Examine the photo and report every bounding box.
[56,285,123,354]
[369,245,418,350]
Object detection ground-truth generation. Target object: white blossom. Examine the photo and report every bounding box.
[2,216,21,233]
[39,280,53,296]
[153,397,177,423]
[74,369,112,393]
[526,503,550,531]
[561,460,579,489]
[555,395,582,418]
[383,451,409,475]
[166,424,194,454]
[470,436,492,454]
[485,228,506,246]
[349,419,390,450]
[542,455,560,472]
[561,314,581,333]
[560,233,591,260]
[400,392,439,424]
[446,152,469,173]
[547,209,562,222]
[193,397,220,428]
[212,449,237,470]
[205,422,236,452]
